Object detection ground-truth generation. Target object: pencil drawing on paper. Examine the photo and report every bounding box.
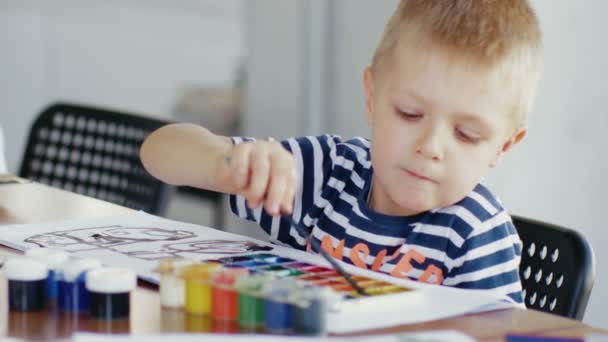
[24,225,274,261]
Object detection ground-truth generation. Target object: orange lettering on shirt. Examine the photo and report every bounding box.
[371,248,403,272]
[419,264,444,284]
[321,235,345,260]
[349,243,370,270]
[390,249,426,278]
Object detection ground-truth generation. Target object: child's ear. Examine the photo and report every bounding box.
[363,66,374,125]
[490,127,527,167]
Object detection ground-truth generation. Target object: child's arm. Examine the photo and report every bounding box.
[140,123,297,216]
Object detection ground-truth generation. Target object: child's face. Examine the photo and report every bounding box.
[364,43,526,216]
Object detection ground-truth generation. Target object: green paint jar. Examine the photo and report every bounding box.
[236,274,269,328]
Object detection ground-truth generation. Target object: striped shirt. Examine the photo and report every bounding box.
[230,135,524,304]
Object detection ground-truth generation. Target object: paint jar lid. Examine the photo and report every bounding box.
[25,247,69,268]
[235,274,272,296]
[157,257,194,275]
[86,267,137,293]
[61,258,102,282]
[181,262,222,282]
[3,257,48,281]
[291,285,337,308]
[267,278,297,302]
[211,267,249,287]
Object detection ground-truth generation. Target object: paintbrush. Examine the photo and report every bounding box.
[286,216,369,297]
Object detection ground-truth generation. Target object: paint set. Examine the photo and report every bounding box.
[3,247,136,320]
[158,253,416,335]
[2,248,418,335]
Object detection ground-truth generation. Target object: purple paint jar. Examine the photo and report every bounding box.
[58,257,102,313]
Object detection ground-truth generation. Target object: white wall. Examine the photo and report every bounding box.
[0,0,250,241]
[493,0,608,327]
[329,0,398,135]
[242,0,305,139]
[0,3,48,173]
[244,0,608,327]
[0,0,269,240]
[0,0,244,173]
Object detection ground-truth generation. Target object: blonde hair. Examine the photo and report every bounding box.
[371,0,543,127]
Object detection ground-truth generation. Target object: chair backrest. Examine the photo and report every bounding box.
[512,215,595,320]
[19,102,172,215]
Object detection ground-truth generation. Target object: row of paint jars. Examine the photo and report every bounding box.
[3,247,136,320]
[158,258,334,335]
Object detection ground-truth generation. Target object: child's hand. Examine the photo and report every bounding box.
[221,140,297,216]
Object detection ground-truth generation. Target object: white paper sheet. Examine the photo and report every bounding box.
[73,330,478,342]
[0,211,514,333]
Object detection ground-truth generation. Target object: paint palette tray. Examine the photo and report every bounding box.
[215,253,422,316]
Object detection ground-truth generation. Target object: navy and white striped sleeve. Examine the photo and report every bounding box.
[443,210,525,305]
[229,135,342,249]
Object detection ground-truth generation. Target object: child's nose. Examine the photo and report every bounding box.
[415,125,444,161]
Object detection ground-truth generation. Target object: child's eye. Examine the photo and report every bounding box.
[397,109,422,121]
[455,128,481,144]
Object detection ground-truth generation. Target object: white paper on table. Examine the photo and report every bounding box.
[0,211,515,333]
[587,334,608,342]
[73,330,478,342]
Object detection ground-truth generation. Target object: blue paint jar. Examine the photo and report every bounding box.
[3,257,48,311]
[58,257,102,313]
[264,279,296,333]
[25,247,69,301]
[86,267,136,320]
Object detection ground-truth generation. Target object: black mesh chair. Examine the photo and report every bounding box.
[512,215,595,320]
[19,103,173,215]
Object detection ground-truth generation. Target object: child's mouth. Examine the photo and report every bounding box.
[402,168,437,184]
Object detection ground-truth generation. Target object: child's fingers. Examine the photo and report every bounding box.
[277,150,297,215]
[244,146,271,208]
[280,169,297,215]
[265,152,291,215]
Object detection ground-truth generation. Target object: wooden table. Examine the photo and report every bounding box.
[0,178,605,341]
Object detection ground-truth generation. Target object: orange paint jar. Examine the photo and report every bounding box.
[210,267,248,321]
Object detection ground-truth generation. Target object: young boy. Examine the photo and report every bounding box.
[141,0,542,304]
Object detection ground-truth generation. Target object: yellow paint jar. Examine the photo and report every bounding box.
[182,262,222,315]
